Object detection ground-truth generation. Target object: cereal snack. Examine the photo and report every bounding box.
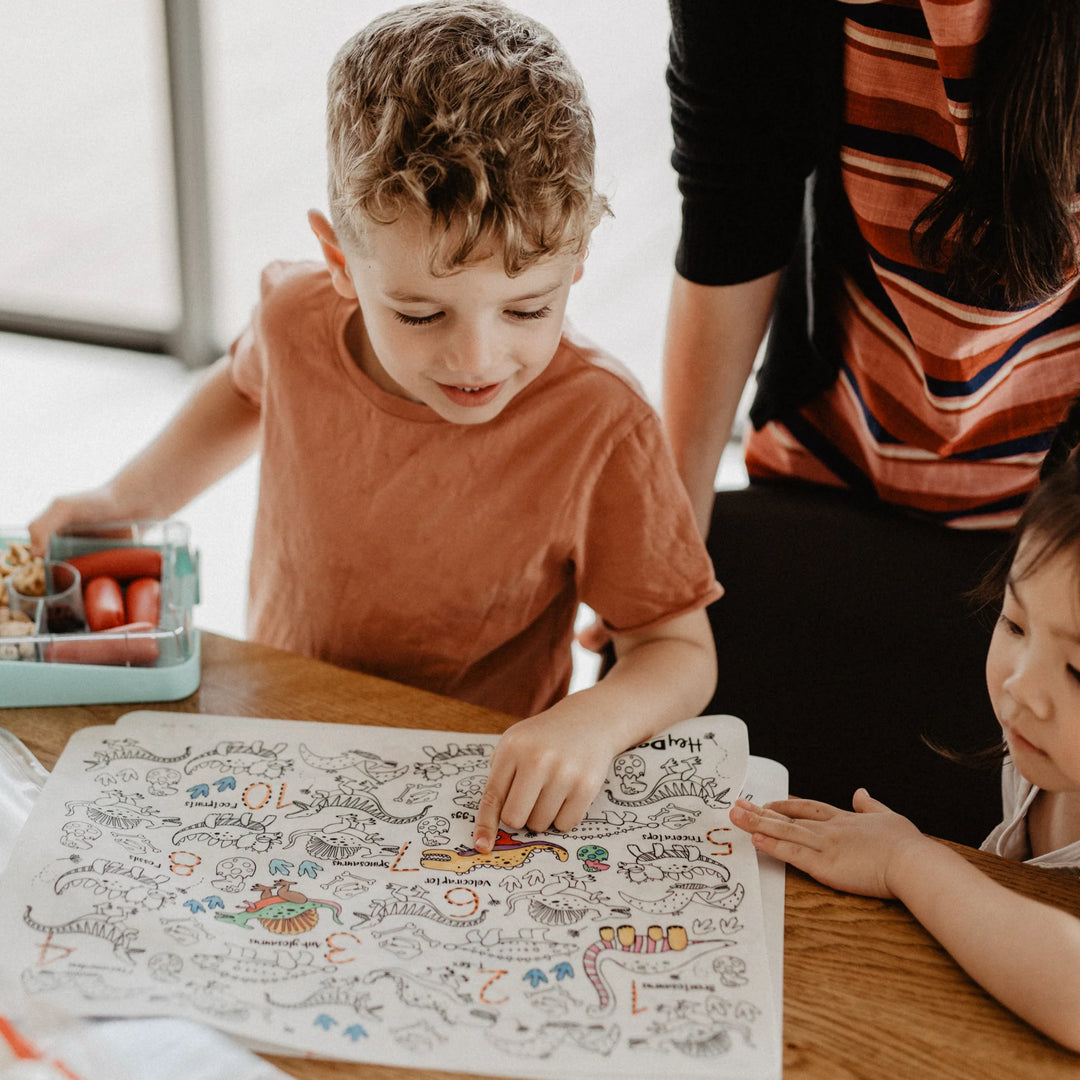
[0,606,35,661]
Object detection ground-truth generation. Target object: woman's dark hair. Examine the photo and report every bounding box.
[912,0,1080,307]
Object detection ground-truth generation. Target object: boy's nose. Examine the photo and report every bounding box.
[443,324,494,376]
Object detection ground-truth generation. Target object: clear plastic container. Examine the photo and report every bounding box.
[0,727,47,874]
[0,521,201,707]
[8,560,87,636]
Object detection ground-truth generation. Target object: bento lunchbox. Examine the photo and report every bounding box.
[1,520,200,707]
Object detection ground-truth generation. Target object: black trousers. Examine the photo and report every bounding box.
[701,482,1009,847]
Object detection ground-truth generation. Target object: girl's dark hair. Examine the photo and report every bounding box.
[931,402,1080,770]
[912,0,1080,307]
[978,404,1080,612]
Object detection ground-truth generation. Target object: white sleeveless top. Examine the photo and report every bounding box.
[980,761,1080,871]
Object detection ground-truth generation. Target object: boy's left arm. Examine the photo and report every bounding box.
[472,607,716,852]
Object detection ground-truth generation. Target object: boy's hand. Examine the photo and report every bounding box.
[472,705,620,852]
[470,608,717,853]
[729,789,932,898]
[29,487,125,556]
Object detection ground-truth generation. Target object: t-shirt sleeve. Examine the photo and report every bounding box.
[228,321,264,409]
[667,0,833,285]
[227,262,293,408]
[577,413,723,634]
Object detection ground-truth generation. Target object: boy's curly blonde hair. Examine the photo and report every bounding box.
[326,0,609,275]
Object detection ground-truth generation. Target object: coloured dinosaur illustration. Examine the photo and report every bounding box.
[215,881,343,936]
[581,924,737,1015]
[420,830,569,874]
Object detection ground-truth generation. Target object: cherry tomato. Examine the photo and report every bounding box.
[83,576,125,631]
[125,576,161,627]
[46,622,159,666]
[66,547,161,582]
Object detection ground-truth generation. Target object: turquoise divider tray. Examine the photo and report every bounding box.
[3,630,201,707]
[1,521,201,708]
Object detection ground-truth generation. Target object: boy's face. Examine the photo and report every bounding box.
[985,535,1080,793]
[316,211,583,425]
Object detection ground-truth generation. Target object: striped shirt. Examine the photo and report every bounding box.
[744,0,1080,529]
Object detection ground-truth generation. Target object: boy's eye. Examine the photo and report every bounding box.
[394,311,442,326]
[998,612,1023,636]
[1069,666,1080,687]
[508,305,551,321]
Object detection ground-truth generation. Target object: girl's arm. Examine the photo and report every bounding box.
[472,607,716,852]
[731,792,1080,1052]
[30,357,261,552]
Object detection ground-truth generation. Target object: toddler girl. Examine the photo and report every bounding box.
[731,443,1080,1050]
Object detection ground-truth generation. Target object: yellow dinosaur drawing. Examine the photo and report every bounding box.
[420,830,569,874]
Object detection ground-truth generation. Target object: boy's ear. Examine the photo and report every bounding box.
[308,210,357,299]
[572,255,585,285]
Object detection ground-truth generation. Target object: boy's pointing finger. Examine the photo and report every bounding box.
[473,764,513,853]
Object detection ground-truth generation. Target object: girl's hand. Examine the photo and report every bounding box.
[472,706,620,852]
[729,789,933,898]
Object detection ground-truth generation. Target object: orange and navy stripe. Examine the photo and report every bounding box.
[746,0,1080,529]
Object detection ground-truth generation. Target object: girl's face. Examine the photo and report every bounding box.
[985,534,1080,792]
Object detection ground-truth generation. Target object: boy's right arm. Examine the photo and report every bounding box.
[29,356,261,553]
[661,270,780,536]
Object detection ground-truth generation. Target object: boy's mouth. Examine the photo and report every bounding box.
[437,381,503,407]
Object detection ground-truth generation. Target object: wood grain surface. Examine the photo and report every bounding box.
[4,631,1080,1079]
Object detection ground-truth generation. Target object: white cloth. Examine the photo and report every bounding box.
[980,759,1080,870]
[0,728,47,875]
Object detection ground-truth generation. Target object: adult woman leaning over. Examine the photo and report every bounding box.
[663,0,1080,844]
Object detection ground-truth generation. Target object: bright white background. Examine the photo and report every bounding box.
[2,2,747,684]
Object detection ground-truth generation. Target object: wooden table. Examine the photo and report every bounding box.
[5,631,1080,1079]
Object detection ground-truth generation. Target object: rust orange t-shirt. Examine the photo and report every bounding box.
[229,262,722,718]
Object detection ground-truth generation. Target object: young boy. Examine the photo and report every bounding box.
[30,0,721,853]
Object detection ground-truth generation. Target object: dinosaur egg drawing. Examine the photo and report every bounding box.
[60,821,101,849]
[613,754,647,794]
[147,952,184,982]
[576,845,610,873]
[212,856,257,893]
[145,768,181,796]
